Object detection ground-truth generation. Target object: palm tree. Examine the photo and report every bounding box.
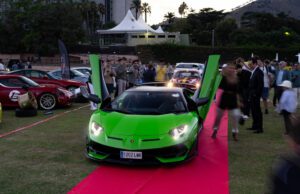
[164,12,175,24]
[178,2,188,18]
[141,2,151,23]
[130,0,142,19]
[75,1,91,36]
[98,3,106,26]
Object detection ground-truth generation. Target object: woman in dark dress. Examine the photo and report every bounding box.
[212,64,241,141]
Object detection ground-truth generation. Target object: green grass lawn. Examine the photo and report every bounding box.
[0,103,97,194]
[229,104,290,194]
[0,101,293,193]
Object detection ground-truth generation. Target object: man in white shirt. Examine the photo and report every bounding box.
[259,60,271,114]
[276,80,297,134]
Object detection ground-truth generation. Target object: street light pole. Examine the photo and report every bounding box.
[113,51,116,64]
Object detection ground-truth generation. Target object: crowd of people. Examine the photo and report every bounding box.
[0,59,32,71]
[101,57,175,97]
[211,57,300,193]
[213,57,300,141]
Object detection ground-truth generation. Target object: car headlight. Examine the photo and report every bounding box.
[167,82,174,88]
[169,125,188,140]
[90,122,104,136]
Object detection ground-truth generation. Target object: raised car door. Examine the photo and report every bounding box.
[194,55,222,120]
[0,78,27,107]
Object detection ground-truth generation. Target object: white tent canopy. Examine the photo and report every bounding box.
[155,26,164,34]
[137,16,156,33]
[97,10,156,34]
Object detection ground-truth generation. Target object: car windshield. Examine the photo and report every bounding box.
[72,70,86,77]
[105,91,187,115]
[21,76,39,87]
[174,71,200,79]
[177,64,201,69]
[46,72,56,79]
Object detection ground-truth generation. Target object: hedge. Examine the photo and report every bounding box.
[136,44,300,64]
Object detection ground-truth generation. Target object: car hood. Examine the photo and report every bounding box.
[57,79,84,86]
[92,110,198,137]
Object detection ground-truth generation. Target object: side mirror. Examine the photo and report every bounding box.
[89,94,102,104]
[195,97,209,107]
[80,86,101,104]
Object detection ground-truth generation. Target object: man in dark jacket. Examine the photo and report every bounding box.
[143,64,156,83]
[248,58,264,133]
[239,62,252,118]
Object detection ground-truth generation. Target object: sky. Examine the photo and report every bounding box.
[143,0,253,24]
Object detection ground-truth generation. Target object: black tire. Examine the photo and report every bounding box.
[39,93,56,110]
[15,108,37,117]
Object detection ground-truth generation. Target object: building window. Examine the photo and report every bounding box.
[158,35,165,38]
[168,35,176,38]
[139,35,145,38]
[148,35,155,38]
[131,35,138,38]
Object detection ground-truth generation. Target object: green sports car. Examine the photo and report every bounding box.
[86,86,208,164]
[84,55,221,164]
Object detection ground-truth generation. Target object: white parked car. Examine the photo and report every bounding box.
[175,63,205,76]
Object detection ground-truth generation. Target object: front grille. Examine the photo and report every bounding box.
[88,140,188,160]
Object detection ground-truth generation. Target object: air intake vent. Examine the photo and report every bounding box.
[107,136,123,141]
[142,138,160,142]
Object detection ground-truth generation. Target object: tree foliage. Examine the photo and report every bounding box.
[165,7,300,48]
[141,2,151,23]
[178,2,188,18]
[130,0,142,19]
[0,0,85,55]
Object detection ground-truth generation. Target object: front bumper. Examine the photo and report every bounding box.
[86,139,192,165]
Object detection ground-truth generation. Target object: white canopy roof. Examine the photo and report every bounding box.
[155,26,164,34]
[137,16,156,33]
[97,10,157,34]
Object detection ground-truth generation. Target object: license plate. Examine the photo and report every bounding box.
[120,151,142,159]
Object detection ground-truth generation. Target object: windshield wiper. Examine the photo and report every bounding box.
[172,111,187,115]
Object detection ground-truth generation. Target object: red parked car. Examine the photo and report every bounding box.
[0,75,73,110]
[8,69,85,92]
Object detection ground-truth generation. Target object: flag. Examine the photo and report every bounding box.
[58,39,70,79]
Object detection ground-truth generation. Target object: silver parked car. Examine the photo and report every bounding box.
[48,69,88,83]
[71,67,91,76]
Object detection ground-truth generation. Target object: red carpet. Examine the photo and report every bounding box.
[69,100,229,194]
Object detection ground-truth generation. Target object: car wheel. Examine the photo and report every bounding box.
[15,108,37,117]
[39,93,56,110]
